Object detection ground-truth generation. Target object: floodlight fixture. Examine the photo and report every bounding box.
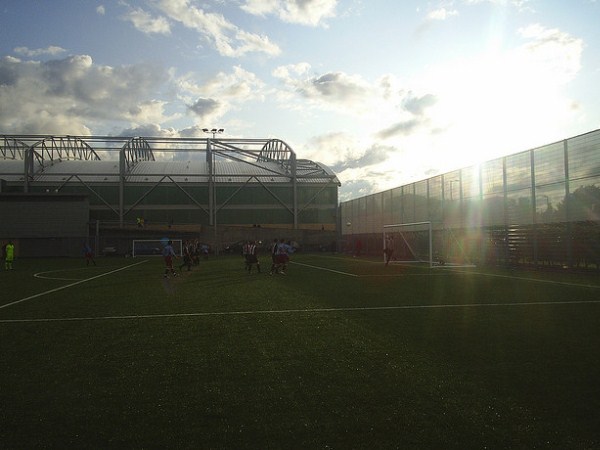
[203,128,225,138]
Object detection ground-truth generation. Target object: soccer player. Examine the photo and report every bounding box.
[179,240,193,272]
[4,240,15,270]
[384,234,395,266]
[83,242,96,266]
[246,240,261,274]
[201,243,209,260]
[276,239,294,275]
[269,238,279,275]
[242,240,251,272]
[162,240,178,278]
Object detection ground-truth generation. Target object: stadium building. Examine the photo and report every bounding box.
[340,129,600,270]
[0,135,340,257]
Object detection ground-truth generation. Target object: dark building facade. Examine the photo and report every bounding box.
[1,135,340,256]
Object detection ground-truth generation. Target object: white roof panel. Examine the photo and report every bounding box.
[0,157,339,185]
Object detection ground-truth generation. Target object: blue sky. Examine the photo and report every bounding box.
[1,0,599,200]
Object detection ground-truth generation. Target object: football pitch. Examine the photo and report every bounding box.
[1,254,600,449]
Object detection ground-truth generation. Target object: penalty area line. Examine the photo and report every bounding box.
[0,260,148,311]
[290,261,448,278]
[2,299,600,324]
[447,268,600,290]
[290,261,358,277]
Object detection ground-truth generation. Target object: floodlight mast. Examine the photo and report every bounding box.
[202,128,224,139]
[202,128,224,245]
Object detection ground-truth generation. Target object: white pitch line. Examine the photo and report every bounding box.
[291,261,358,277]
[1,299,600,324]
[296,258,600,289]
[33,276,82,281]
[359,273,454,278]
[0,260,148,311]
[446,268,600,289]
[34,266,104,281]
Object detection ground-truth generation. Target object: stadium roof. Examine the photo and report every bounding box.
[0,135,340,186]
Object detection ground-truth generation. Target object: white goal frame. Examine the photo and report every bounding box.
[132,239,183,258]
[383,221,475,268]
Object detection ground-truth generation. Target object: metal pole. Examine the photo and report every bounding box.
[564,139,572,267]
[291,152,298,229]
[207,139,214,226]
[24,147,31,193]
[95,219,100,256]
[119,148,125,228]
[429,221,433,268]
[531,149,538,266]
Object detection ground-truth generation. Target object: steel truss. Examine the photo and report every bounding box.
[0,134,340,229]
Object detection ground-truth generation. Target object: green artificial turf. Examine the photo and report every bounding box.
[1,255,600,448]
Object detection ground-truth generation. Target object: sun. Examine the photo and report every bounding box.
[417,44,577,169]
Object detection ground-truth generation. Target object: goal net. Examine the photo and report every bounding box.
[132,239,183,257]
[383,221,475,268]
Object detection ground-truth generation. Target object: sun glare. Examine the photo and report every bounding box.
[418,42,575,170]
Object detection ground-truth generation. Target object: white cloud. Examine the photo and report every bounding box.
[96,5,106,15]
[179,65,266,101]
[462,0,534,13]
[118,123,179,138]
[272,62,311,80]
[188,98,222,118]
[301,72,370,103]
[300,132,357,166]
[273,64,433,142]
[13,46,66,57]
[155,0,281,57]
[273,64,380,114]
[0,55,174,134]
[298,131,408,200]
[241,0,338,27]
[300,132,383,199]
[516,24,583,84]
[176,65,266,124]
[122,7,171,35]
[427,7,459,20]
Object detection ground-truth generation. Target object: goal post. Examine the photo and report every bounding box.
[132,239,183,257]
[383,221,433,266]
[383,222,475,268]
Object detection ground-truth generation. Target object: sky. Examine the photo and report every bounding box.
[1,0,599,201]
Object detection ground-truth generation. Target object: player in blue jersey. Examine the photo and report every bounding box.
[162,240,178,278]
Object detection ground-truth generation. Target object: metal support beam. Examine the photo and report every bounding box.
[291,152,297,229]
[207,139,214,226]
[24,148,31,193]
[119,147,126,228]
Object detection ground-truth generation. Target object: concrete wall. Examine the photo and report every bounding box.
[0,194,90,257]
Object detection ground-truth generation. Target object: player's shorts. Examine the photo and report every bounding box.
[164,255,173,267]
[276,254,289,265]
